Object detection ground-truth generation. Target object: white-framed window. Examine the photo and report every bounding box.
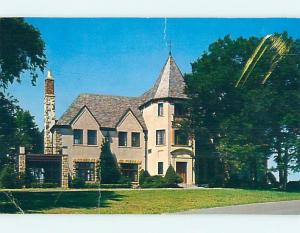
[156,130,165,145]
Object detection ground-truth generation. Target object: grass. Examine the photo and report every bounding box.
[1,188,300,214]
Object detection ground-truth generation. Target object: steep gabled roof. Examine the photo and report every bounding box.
[57,94,147,130]
[140,55,188,105]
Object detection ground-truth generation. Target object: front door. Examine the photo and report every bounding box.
[176,162,187,183]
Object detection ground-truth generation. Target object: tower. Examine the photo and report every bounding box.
[44,70,56,154]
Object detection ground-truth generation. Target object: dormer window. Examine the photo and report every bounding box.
[158,103,164,116]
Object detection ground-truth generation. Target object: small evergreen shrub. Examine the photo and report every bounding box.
[70,176,86,188]
[164,165,183,188]
[139,169,150,185]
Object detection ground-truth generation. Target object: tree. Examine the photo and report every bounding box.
[0,93,18,157]
[0,18,47,89]
[0,94,43,157]
[184,33,300,189]
[15,109,43,153]
[99,139,122,184]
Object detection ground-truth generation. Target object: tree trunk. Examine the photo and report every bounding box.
[283,148,289,190]
[277,146,285,189]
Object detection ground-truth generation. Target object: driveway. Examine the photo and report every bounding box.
[178,200,300,215]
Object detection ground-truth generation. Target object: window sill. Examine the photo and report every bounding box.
[87,144,98,147]
[172,144,192,147]
[156,144,166,147]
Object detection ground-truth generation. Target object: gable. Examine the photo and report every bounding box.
[116,110,143,131]
[71,106,100,129]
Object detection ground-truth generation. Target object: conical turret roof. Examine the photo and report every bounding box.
[140,55,187,105]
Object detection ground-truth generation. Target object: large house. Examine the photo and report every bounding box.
[43,54,195,186]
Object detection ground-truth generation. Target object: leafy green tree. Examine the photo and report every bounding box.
[99,139,122,184]
[0,18,47,89]
[0,93,18,157]
[184,33,300,189]
[15,109,43,153]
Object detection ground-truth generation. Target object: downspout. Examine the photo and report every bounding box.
[144,130,148,171]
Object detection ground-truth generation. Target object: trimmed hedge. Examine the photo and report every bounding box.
[140,165,183,188]
[30,182,59,188]
[81,183,131,189]
[286,181,300,192]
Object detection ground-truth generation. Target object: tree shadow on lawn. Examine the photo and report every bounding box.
[0,190,125,213]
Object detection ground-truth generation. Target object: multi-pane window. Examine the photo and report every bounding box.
[75,162,95,181]
[131,132,140,147]
[73,129,83,144]
[174,103,184,116]
[158,162,164,175]
[156,130,165,145]
[158,103,164,116]
[120,163,138,182]
[118,132,127,146]
[174,130,189,145]
[87,130,97,145]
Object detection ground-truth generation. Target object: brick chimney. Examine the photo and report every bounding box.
[44,71,56,154]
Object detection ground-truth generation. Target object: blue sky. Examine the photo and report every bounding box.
[8,18,300,129]
[7,18,300,180]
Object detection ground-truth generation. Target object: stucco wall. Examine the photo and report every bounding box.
[142,101,171,176]
[111,111,145,168]
[60,108,103,173]
[59,109,145,179]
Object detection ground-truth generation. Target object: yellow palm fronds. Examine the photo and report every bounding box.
[236,34,291,87]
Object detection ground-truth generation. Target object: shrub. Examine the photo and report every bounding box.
[0,165,21,189]
[70,176,86,188]
[141,175,167,188]
[118,176,131,185]
[164,165,182,188]
[139,169,150,185]
[286,181,300,192]
[100,183,131,188]
[30,182,58,188]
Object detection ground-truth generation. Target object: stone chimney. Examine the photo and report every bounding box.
[44,71,56,154]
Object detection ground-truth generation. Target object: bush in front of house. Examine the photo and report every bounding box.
[30,182,59,188]
[140,175,167,188]
[70,176,86,188]
[139,169,150,185]
[286,181,300,192]
[99,139,122,184]
[140,165,183,188]
[164,165,183,188]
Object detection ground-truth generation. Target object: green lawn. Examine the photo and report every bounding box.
[1,188,300,214]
